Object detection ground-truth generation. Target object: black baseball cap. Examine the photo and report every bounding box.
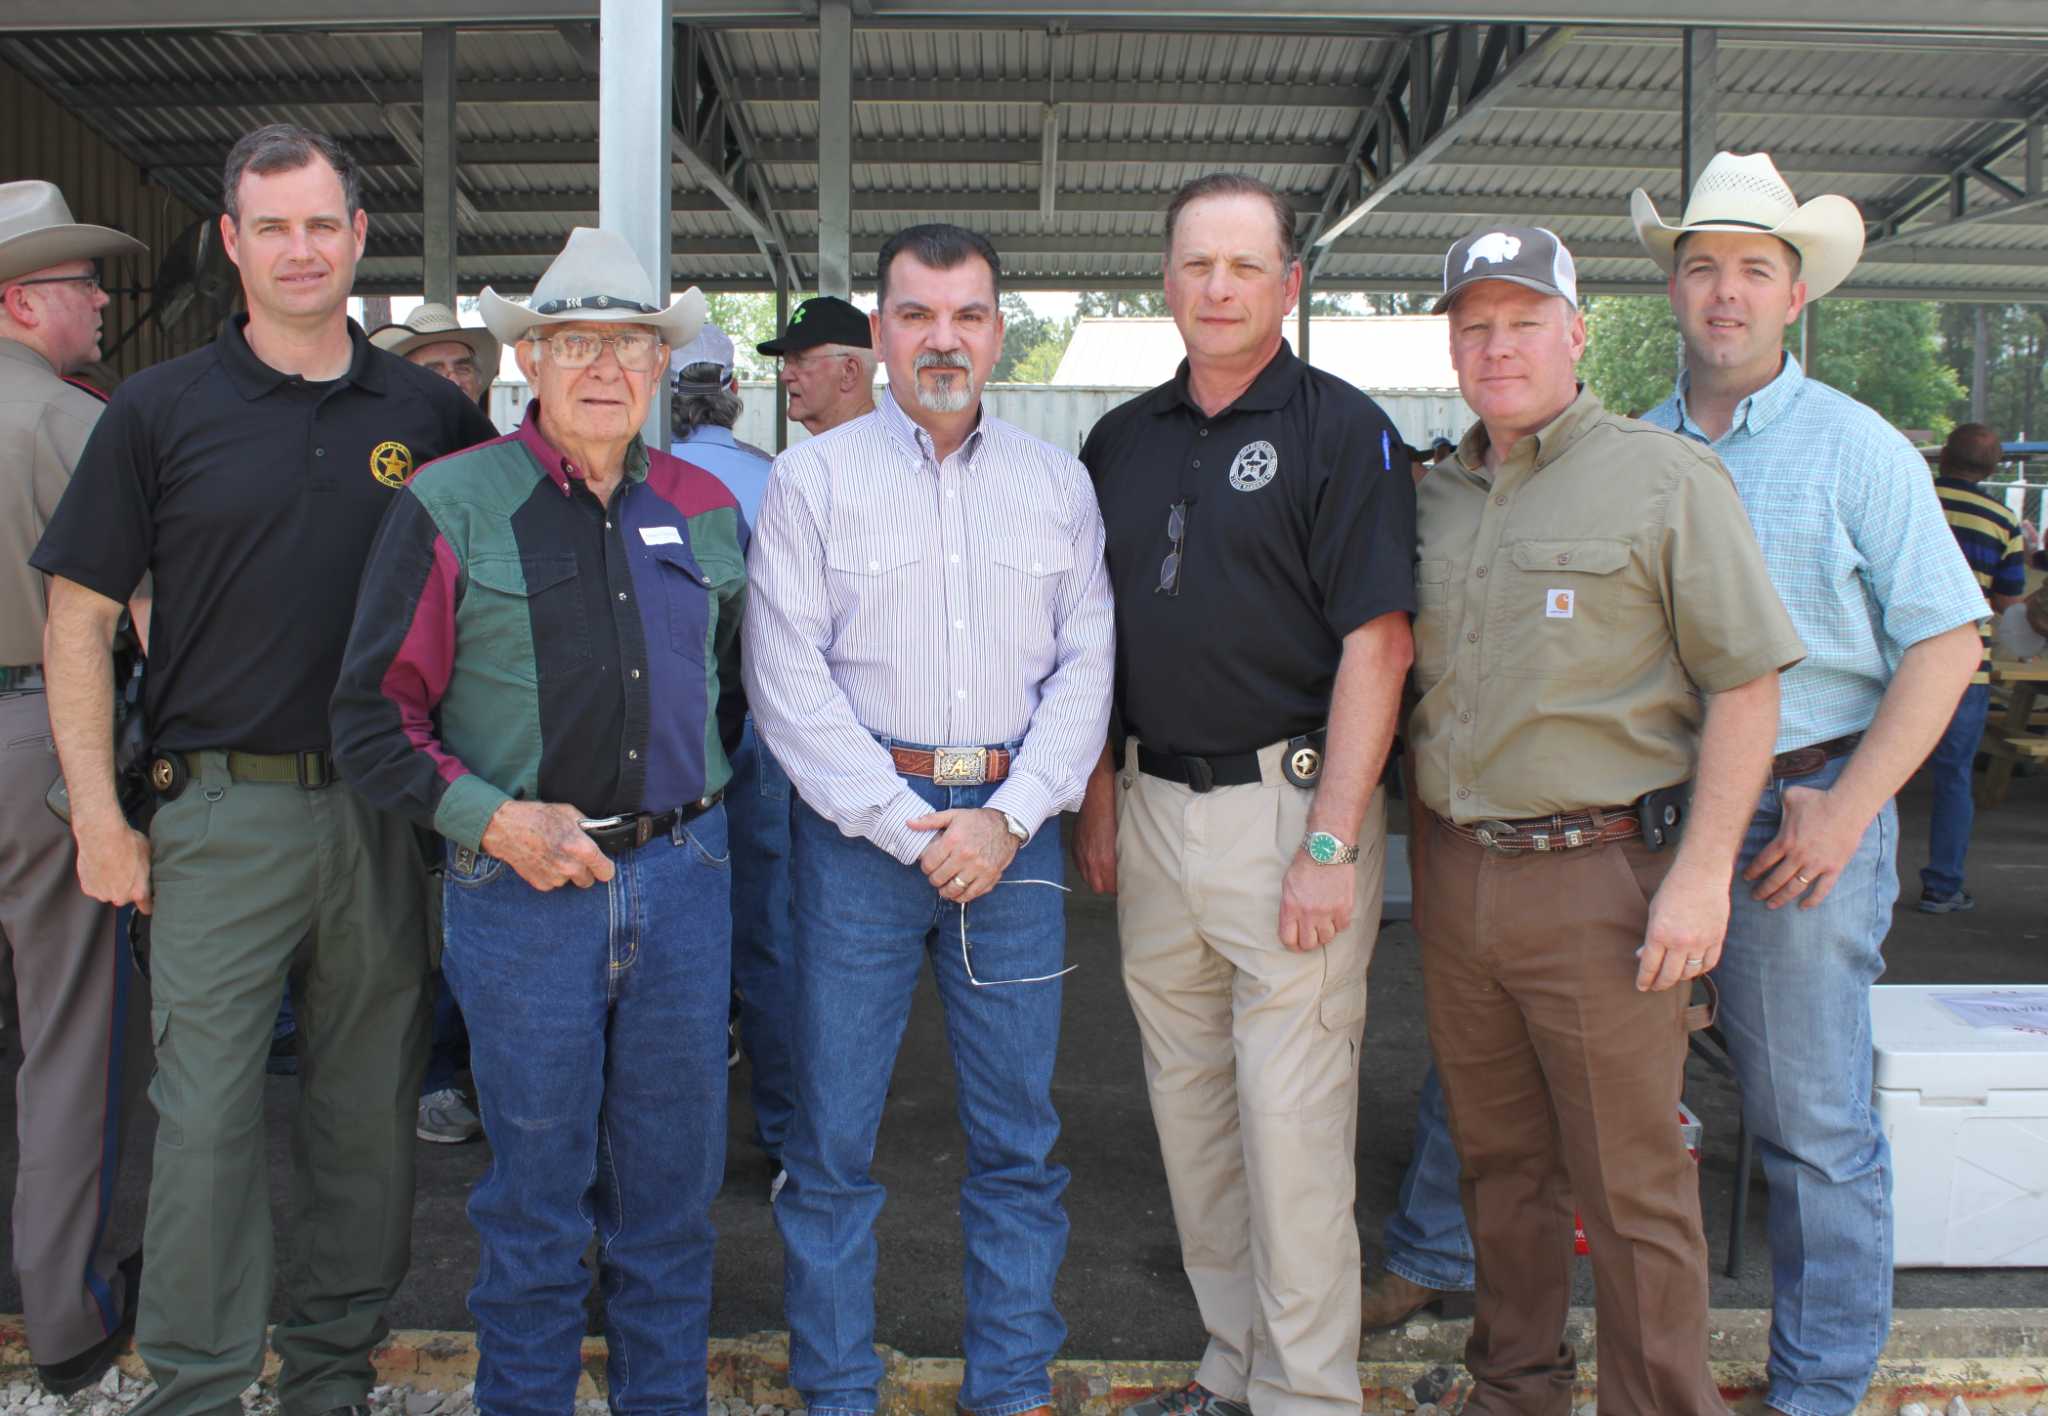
[758,295,871,355]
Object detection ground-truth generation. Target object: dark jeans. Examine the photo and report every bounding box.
[1920,681,1989,899]
[728,717,795,1159]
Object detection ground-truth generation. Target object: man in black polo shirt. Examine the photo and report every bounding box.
[33,124,494,1416]
[1076,173,1415,1416]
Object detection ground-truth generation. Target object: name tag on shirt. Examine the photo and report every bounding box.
[640,526,684,546]
[1546,588,1575,619]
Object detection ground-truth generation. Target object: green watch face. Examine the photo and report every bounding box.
[1305,831,1343,864]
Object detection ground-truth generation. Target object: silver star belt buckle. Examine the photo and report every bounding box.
[931,747,989,785]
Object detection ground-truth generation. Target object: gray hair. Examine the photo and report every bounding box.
[223,123,361,224]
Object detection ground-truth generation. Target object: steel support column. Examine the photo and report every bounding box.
[1973,305,1990,423]
[773,269,790,451]
[421,27,460,309]
[1297,266,1311,363]
[817,0,853,297]
[1681,27,1717,196]
[600,0,673,447]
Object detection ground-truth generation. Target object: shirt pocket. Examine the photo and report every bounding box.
[646,540,741,658]
[825,535,927,644]
[1493,537,1639,680]
[465,553,588,682]
[1412,557,1452,685]
[987,538,1074,653]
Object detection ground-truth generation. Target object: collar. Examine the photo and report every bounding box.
[879,385,987,470]
[216,313,384,402]
[1454,383,1605,479]
[515,398,651,496]
[1151,339,1304,419]
[677,424,739,450]
[1674,352,1804,440]
[0,336,56,377]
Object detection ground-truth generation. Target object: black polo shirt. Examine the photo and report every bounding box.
[31,315,498,753]
[1080,342,1417,757]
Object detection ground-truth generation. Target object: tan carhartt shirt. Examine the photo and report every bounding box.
[1410,386,1804,822]
[0,337,106,666]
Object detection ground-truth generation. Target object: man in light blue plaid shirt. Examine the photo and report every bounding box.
[1635,153,1984,1416]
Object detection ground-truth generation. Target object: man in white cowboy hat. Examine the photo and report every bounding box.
[35,123,496,1416]
[369,301,499,408]
[1635,151,1986,1416]
[331,225,745,1416]
[0,177,151,1398]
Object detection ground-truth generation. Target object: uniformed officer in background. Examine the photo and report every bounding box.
[33,124,496,1416]
[0,177,152,1398]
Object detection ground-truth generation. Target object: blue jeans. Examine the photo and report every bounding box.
[1379,1062,1474,1292]
[420,968,472,1097]
[440,810,733,1416]
[1718,754,1897,1416]
[778,772,1069,1416]
[1920,682,1989,899]
[729,717,796,1159]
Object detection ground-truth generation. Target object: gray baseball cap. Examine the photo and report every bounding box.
[1433,226,1579,314]
[670,324,737,391]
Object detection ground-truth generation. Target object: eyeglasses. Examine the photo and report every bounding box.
[1156,499,1190,596]
[527,329,665,371]
[13,273,102,295]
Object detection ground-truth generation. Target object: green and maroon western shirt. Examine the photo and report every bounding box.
[331,403,747,849]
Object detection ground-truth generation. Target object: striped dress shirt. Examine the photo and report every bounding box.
[744,386,1115,865]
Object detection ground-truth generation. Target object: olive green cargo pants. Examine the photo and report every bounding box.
[135,752,429,1416]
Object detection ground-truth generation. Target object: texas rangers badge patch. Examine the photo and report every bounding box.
[1228,439,1278,492]
[370,440,415,488]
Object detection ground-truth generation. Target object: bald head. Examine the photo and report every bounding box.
[1940,423,2004,482]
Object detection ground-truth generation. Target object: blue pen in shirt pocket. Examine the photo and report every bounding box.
[1382,429,1392,471]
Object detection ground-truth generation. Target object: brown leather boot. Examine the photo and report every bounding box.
[1359,1268,1474,1333]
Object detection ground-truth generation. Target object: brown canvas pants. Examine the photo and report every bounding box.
[1416,814,1727,1416]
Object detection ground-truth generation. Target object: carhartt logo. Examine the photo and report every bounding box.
[1546,588,1575,619]
[1465,232,1522,270]
[370,440,414,488]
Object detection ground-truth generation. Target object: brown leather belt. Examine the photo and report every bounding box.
[889,745,1012,786]
[1770,732,1861,781]
[1438,806,1641,856]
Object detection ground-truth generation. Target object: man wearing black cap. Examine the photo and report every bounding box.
[758,295,875,437]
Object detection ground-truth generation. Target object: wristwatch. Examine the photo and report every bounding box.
[1001,811,1031,844]
[1302,830,1360,865]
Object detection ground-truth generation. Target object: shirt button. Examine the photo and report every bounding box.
[631,668,642,679]
[1460,711,1472,723]
[1557,553,1571,565]
[628,749,639,761]
[945,488,956,498]
[1494,495,1506,506]
[949,553,960,564]
[954,619,965,629]
[1198,428,1209,437]
[869,559,880,570]
[1031,560,1043,572]
[955,689,967,700]
[314,447,326,458]
[1457,788,1470,800]
[618,591,629,601]
[1192,459,1201,469]
[1475,566,1487,578]
[605,521,612,530]
[1467,631,1478,642]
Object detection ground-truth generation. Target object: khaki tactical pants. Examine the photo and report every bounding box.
[135,753,429,1416]
[1116,740,1385,1416]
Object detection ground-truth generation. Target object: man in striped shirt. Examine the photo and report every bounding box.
[744,225,1113,1416]
[1922,423,2028,913]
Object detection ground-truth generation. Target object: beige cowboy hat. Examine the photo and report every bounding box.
[369,301,500,372]
[1631,151,1865,300]
[478,226,704,348]
[0,180,146,286]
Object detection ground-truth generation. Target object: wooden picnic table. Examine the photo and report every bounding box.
[1976,659,2048,807]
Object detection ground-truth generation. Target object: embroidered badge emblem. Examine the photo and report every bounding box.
[1228,440,1278,492]
[370,440,414,488]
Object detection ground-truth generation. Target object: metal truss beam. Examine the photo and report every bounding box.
[1864,68,2048,251]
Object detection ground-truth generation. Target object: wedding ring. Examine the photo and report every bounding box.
[1685,957,1704,968]
[1795,873,1812,884]
[952,874,968,888]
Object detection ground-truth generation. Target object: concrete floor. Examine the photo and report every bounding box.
[5,765,2046,1356]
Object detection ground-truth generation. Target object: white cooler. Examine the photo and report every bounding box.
[1872,983,2048,1267]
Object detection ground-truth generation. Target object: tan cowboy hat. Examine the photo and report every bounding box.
[478,226,704,347]
[0,180,146,286]
[368,301,500,372]
[1631,151,1865,300]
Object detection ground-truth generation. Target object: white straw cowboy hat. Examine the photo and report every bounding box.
[368,301,501,372]
[1631,151,1865,300]
[0,179,146,286]
[478,226,705,348]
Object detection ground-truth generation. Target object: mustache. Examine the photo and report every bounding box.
[914,350,972,373]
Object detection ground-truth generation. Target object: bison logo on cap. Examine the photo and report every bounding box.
[1464,232,1522,270]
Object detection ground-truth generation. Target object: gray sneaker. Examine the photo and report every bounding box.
[1124,1384,1250,1416]
[417,1087,484,1144]
[1917,889,1976,914]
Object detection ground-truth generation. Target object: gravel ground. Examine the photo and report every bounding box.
[0,1372,805,1416]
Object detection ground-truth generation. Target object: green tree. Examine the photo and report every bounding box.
[992,294,1075,382]
[1579,295,1680,417]
[704,292,808,379]
[1808,300,1964,438]
[1076,290,1168,317]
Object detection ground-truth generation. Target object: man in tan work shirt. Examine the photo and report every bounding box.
[1411,227,1802,1416]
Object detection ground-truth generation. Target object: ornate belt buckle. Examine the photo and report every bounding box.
[1474,820,1515,853]
[931,746,989,786]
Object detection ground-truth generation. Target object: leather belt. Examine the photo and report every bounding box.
[177,749,333,789]
[1438,806,1641,856]
[889,745,1012,786]
[583,793,723,857]
[1138,728,1328,794]
[1769,732,1861,781]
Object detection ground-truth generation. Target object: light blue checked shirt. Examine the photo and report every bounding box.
[1645,355,1985,754]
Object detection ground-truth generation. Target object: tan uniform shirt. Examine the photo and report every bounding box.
[0,338,104,666]
[1410,387,1804,822]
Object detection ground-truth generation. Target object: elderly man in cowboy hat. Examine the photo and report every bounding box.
[370,301,499,408]
[1635,152,1985,1416]
[0,177,151,1398]
[332,225,744,1416]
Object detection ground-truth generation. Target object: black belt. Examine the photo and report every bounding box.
[1138,728,1327,793]
[583,793,722,857]
[1770,732,1861,780]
